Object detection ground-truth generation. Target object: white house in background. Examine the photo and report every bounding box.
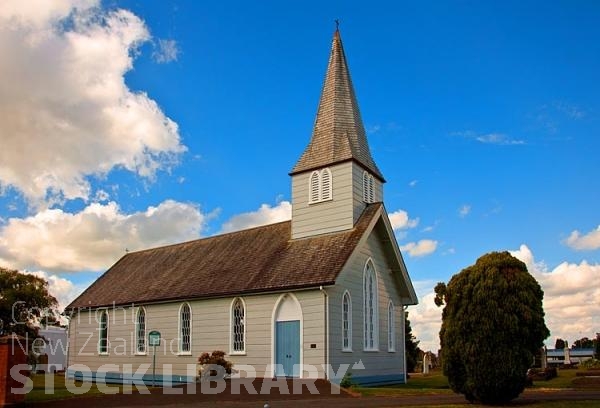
[37,326,68,373]
[65,28,418,386]
[546,348,595,366]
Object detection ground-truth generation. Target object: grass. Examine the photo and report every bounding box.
[24,373,147,403]
[354,367,591,397]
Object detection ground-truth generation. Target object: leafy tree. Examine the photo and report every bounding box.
[0,267,58,338]
[555,338,566,349]
[435,252,549,404]
[404,311,421,372]
[573,337,594,349]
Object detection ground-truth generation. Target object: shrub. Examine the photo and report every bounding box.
[198,350,234,380]
[581,359,600,369]
[340,372,355,388]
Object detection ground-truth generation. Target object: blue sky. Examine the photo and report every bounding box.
[0,0,598,351]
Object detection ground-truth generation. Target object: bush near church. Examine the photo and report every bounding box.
[435,252,550,404]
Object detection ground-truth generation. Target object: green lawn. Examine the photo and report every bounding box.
[355,368,586,397]
[24,373,145,403]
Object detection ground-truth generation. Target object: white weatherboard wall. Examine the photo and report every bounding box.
[291,161,383,239]
[67,290,326,381]
[327,222,406,384]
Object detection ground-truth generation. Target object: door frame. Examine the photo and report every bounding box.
[271,293,303,378]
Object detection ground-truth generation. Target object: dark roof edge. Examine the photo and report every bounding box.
[289,158,386,183]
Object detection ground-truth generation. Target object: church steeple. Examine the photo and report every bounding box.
[291,28,384,181]
[290,28,385,240]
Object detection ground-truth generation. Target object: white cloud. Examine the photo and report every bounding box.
[408,180,418,188]
[399,239,438,257]
[565,225,600,251]
[0,200,208,273]
[409,246,600,352]
[28,270,89,311]
[220,201,292,233]
[388,209,419,231]
[152,38,179,63]
[458,204,471,218]
[0,0,185,205]
[510,244,600,346]
[476,133,525,145]
[407,281,443,353]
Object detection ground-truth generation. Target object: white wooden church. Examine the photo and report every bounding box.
[66,29,418,386]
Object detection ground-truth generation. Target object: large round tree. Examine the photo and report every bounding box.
[434,252,549,404]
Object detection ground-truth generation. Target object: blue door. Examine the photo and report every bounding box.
[275,320,300,377]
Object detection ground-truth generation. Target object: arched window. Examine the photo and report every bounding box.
[135,307,146,354]
[363,260,379,350]
[231,298,246,353]
[98,310,108,354]
[342,291,352,351]
[388,301,395,352]
[309,171,320,203]
[308,168,333,203]
[362,171,374,203]
[179,303,191,353]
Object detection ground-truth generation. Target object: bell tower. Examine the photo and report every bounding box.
[290,29,385,239]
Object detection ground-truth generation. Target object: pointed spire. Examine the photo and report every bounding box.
[291,28,384,181]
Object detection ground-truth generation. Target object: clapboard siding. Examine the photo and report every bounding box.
[67,290,326,379]
[327,223,406,381]
[292,161,384,239]
[292,162,355,238]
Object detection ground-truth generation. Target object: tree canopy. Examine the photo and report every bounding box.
[435,251,549,404]
[554,338,566,349]
[0,267,58,338]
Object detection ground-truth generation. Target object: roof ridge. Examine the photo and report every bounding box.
[124,219,291,256]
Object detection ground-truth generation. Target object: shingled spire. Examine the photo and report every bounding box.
[291,29,384,181]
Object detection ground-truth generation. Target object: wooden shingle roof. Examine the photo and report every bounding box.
[291,29,384,181]
[66,203,382,310]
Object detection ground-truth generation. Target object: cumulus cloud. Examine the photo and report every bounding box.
[399,239,438,257]
[220,201,291,233]
[0,200,208,273]
[565,225,600,251]
[0,0,185,205]
[409,246,600,352]
[28,270,89,310]
[407,281,443,352]
[510,244,600,346]
[388,209,419,231]
[458,204,471,218]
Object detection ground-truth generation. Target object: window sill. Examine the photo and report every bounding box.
[98,352,109,356]
[177,352,192,356]
[342,349,353,353]
[308,197,333,205]
[229,351,247,356]
[135,352,147,356]
[388,350,396,353]
[363,348,379,352]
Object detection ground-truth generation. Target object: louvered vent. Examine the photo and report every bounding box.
[321,168,332,200]
[309,171,320,203]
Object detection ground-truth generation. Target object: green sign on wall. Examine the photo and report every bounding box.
[148,330,161,346]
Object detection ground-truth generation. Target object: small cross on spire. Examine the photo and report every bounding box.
[334,19,340,31]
